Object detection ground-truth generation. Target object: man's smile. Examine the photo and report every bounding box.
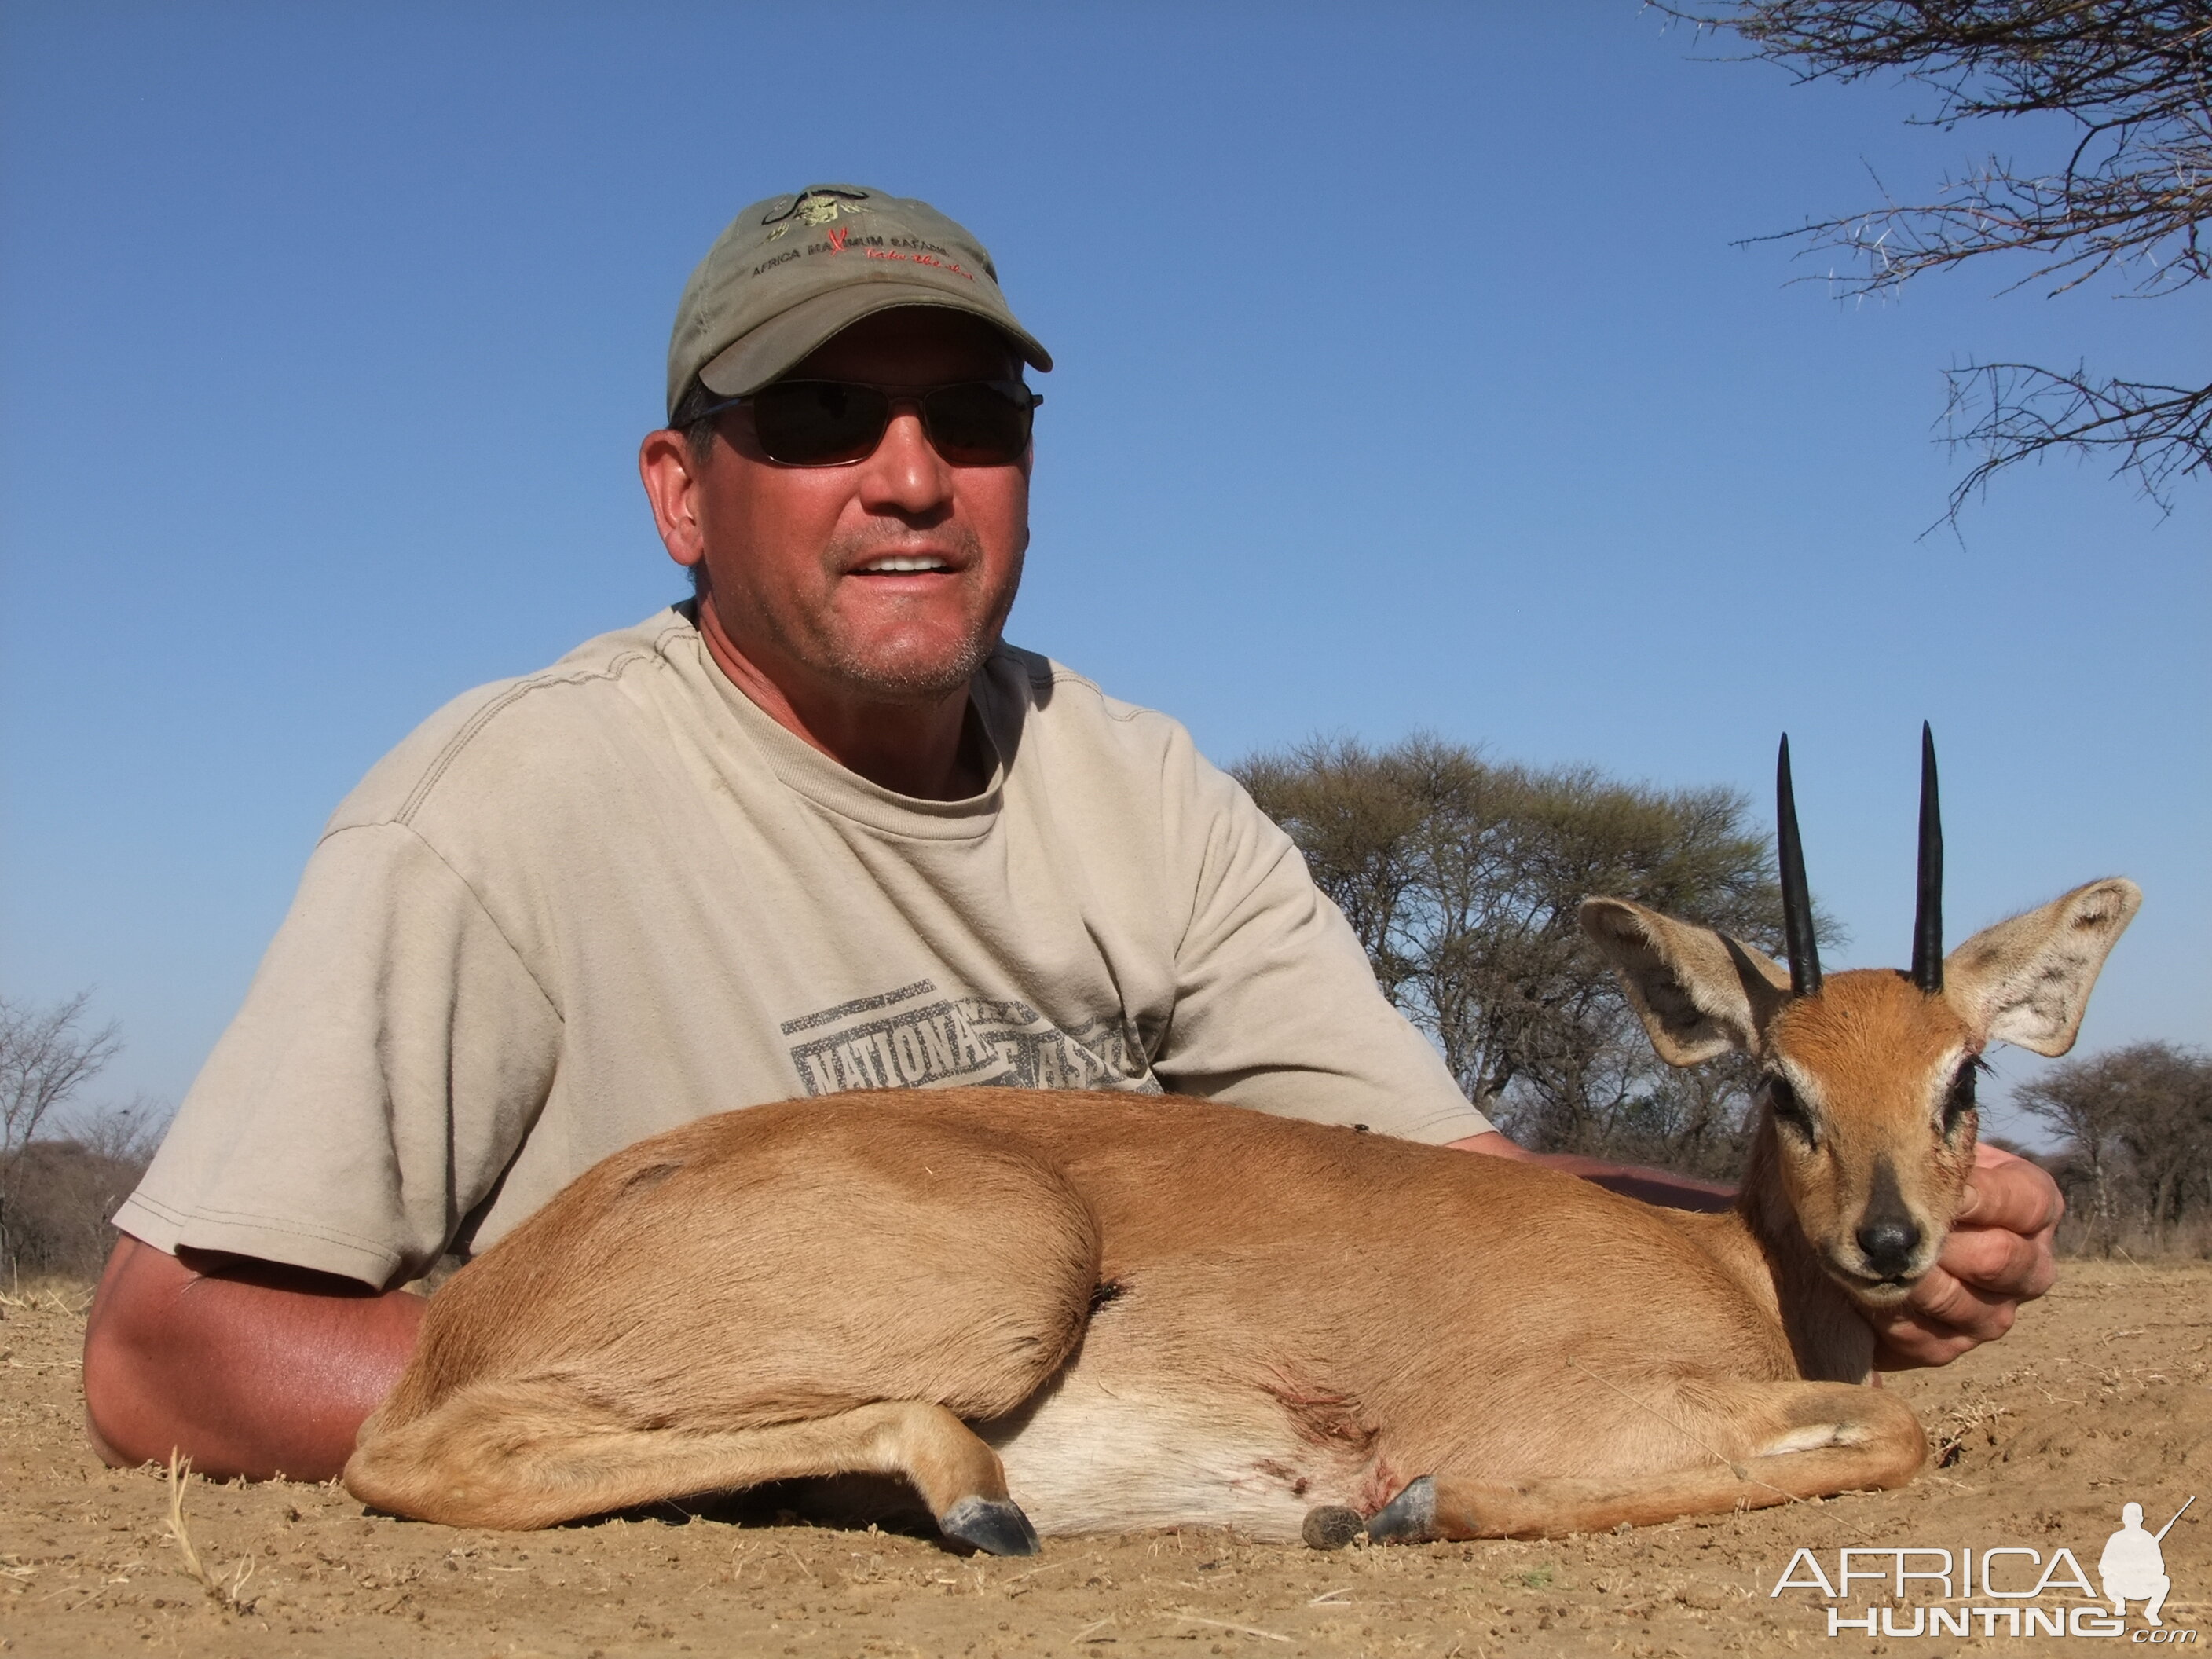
[853,554,954,574]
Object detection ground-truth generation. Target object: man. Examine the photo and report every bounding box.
[82,184,2061,1483]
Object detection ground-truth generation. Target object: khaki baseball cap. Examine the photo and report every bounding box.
[666,183,1053,420]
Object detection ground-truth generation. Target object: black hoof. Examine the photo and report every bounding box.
[939,1496,1041,1557]
[1364,1475,1437,1545]
[1302,1505,1364,1551]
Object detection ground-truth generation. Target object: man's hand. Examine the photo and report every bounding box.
[1866,1141,2063,1370]
[82,1235,425,1481]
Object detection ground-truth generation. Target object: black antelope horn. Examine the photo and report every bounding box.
[1910,721,1944,994]
[1776,734,1822,998]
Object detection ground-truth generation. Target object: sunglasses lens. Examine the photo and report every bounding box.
[750,381,891,465]
[743,381,1035,467]
[920,383,1035,466]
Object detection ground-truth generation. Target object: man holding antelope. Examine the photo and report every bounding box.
[83,185,2074,1500]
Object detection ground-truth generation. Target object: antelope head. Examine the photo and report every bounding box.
[1580,728,2139,1308]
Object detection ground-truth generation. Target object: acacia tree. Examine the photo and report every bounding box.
[1670,1,2212,518]
[2015,1040,2212,1247]
[0,992,121,1269]
[1234,735,1804,1176]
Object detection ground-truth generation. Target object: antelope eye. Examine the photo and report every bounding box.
[1943,1060,1983,1131]
[1767,1075,1817,1145]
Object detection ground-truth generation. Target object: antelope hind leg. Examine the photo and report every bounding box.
[1320,1381,1925,1544]
[346,1379,1041,1554]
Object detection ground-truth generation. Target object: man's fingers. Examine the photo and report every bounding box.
[1872,1313,1981,1371]
[1872,1268,2018,1369]
[1936,1216,2058,1302]
[1955,1144,2065,1235]
[1903,1263,2018,1342]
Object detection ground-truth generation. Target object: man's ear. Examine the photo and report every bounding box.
[639,427,709,572]
[1944,877,2141,1057]
[1579,898,1792,1066]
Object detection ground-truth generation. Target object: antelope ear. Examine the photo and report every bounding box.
[1944,877,2141,1057]
[1580,897,1792,1066]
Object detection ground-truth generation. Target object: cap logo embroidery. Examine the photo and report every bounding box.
[764,190,871,241]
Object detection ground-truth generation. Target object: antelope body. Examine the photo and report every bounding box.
[346,738,2137,1551]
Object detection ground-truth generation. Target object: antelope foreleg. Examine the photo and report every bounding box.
[1313,1382,1925,1544]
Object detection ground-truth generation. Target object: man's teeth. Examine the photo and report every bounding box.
[859,556,950,573]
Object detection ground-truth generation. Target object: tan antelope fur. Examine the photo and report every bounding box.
[345,789,2138,1551]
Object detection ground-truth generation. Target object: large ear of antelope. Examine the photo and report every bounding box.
[345,729,2137,1554]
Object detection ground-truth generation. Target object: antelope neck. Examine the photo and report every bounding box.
[1734,1120,1880,1384]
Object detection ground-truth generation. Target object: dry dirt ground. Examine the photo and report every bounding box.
[4,1263,2207,1659]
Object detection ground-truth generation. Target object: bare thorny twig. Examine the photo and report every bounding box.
[1656,1,2212,522]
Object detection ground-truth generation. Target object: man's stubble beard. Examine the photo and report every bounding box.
[720,529,1024,707]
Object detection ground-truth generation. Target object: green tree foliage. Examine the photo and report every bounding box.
[1233,735,1804,1177]
[2015,1040,2212,1250]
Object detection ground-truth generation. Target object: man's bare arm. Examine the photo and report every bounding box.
[1452,1131,2061,1368]
[1449,1130,1736,1211]
[82,1234,425,1481]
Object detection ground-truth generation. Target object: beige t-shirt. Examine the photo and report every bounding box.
[118,606,1489,1287]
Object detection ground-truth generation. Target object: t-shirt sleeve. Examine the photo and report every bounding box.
[113,821,561,1288]
[1149,735,1492,1144]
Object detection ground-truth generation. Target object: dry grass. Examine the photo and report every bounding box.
[161,1452,258,1613]
[0,1269,91,1316]
[1927,1392,2010,1469]
[2056,1217,2212,1262]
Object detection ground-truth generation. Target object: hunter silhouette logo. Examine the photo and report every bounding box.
[2103,1497,2191,1628]
[1769,1493,2197,1639]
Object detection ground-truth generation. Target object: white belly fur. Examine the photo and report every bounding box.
[984,1370,1366,1541]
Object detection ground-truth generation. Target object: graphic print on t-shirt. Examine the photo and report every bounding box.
[779,979,1154,1097]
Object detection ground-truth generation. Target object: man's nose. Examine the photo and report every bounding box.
[859,402,954,515]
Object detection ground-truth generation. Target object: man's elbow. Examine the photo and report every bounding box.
[82,1233,190,1468]
[82,1327,141,1467]
[81,1230,427,1481]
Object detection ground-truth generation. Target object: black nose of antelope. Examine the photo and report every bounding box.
[1855,1215,1924,1279]
[1855,1157,1923,1279]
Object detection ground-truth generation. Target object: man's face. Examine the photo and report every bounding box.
[681,308,1031,705]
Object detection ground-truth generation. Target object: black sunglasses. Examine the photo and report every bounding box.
[694,379,1042,468]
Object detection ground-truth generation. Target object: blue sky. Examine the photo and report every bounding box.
[2,5,2203,1144]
